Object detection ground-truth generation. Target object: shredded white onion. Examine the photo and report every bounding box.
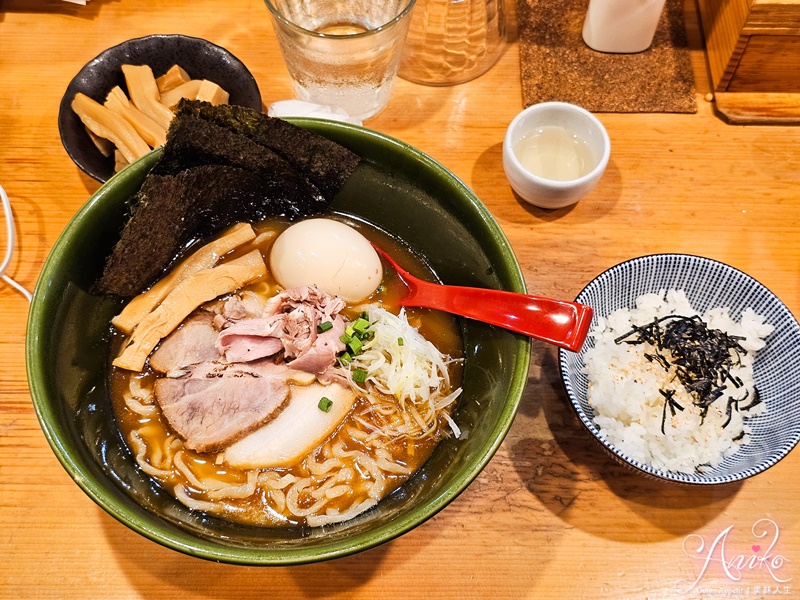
[348,306,463,438]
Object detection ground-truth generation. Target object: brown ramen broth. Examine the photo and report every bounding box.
[108,215,463,527]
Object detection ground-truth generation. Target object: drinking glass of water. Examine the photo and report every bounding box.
[264,0,416,121]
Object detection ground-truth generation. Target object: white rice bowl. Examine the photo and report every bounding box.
[558,254,800,485]
[583,290,773,474]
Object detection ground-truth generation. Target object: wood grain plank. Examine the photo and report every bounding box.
[746,0,800,33]
[713,91,800,122]
[727,35,800,92]
[695,0,751,89]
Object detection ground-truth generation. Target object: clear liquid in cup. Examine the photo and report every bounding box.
[514,126,597,181]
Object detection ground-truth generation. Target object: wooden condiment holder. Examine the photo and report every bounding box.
[697,0,800,123]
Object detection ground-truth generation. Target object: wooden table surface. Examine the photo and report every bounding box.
[2,1,799,598]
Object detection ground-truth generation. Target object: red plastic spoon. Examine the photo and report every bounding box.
[372,244,594,352]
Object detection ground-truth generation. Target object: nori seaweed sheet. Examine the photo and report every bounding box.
[94,165,291,297]
[175,99,361,201]
[153,115,327,216]
[95,102,362,298]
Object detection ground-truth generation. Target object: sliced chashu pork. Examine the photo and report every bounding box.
[224,381,356,469]
[149,311,221,373]
[216,285,346,373]
[153,359,314,453]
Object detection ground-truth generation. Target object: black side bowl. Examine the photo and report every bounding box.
[58,33,263,183]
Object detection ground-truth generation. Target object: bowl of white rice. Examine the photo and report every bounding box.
[559,254,800,484]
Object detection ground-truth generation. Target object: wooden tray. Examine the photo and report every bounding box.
[698,0,800,123]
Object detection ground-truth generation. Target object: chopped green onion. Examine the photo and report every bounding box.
[339,352,352,366]
[340,333,352,344]
[352,317,370,334]
[318,397,333,413]
[347,336,363,355]
[317,321,333,333]
[352,368,368,383]
[397,337,404,346]
[345,324,355,338]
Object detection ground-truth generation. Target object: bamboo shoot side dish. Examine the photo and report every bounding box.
[71,63,231,171]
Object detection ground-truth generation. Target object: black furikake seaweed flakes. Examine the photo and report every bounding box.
[615,314,762,434]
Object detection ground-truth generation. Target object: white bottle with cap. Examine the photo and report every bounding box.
[581,0,667,54]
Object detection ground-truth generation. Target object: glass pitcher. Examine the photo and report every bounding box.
[398,0,506,86]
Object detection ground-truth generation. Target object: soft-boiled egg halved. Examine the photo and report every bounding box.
[269,218,382,302]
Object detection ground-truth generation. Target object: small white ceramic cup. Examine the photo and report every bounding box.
[503,102,610,209]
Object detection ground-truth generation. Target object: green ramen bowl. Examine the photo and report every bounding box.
[26,119,531,565]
